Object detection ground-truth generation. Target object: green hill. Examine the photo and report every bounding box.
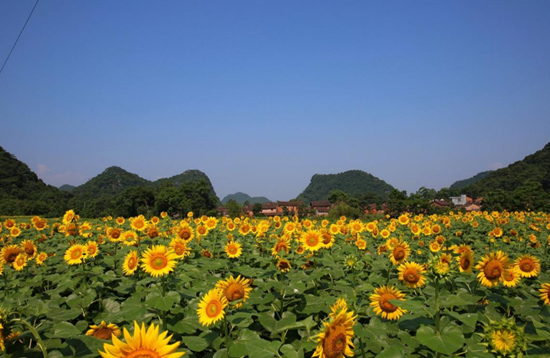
[462,142,550,211]
[221,192,270,205]
[59,184,76,191]
[450,170,493,190]
[464,142,550,196]
[296,170,395,203]
[154,170,212,188]
[0,146,69,216]
[71,166,150,199]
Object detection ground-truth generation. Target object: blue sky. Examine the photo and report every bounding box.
[1,1,549,201]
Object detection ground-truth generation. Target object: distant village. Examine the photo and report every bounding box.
[217,194,483,217]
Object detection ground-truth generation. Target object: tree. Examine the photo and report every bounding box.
[252,203,263,216]
[226,199,243,218]
[387,189,408,216]
[328,190,349,204]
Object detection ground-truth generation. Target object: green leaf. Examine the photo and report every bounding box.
[275,312,297,332]
[146,291,180,311]
[180,336,209,352]
[257,313,277,333]
[51,322,82,338]
[213,348,229,358]
[46,308,81,322]
[377,345,405,358]
[416,323,465,355]
[280,344,299,358]
[228,312,254,328]
[246,339,281,358]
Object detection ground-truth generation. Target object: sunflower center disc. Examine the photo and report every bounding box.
[520,262,532,272]
[226,283,245,301]
[125,348,162,358]
[394,248,405,260]
[461,257,471,270]
[323,325,347,358]
[484,261,503,280]
[206,300,221,318]
[405,271,420,284]
[379,293,399,313]
[152,257,167,269]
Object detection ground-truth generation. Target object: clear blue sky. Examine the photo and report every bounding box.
[1,1,549,201]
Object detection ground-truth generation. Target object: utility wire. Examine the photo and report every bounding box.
[0,0,41,77]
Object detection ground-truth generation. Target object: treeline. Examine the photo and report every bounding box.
[69,179,219,218]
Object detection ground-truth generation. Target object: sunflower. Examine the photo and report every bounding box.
[130,215,147,232]
[380,229,390,239]
[176,224,194,242]
[539,283,550,305]
[9,227,21,238]
[483,318,527,357]
[201,249,213,258]
[300,230,323,252]
[225,241,242,259]
[62,210,76,225]
[32,218,47,231]
[313,306,356,358]
[398,214,410,226]
[197,289,228,327]
[356,238,367,250]
[514,254,540,278]
[122,251,139,276]
[489,330,516,355]
[121,231,138,246]
[215,275,252,309]
[320,230,335,248]
[169,238,191,259]
[457,251,474,273]
[398,262,426,288]
[86,321,121,340]
[389,241,410,265]
[86,241,99,258]
[140,245,177,277]
[115,217,125,225]
[20,240,37,259]
[369,285,407,320]
[271,237,291,256]
[64,244,87,265]
[35,252,48,265]
[476,251,509,288]
[4,219,15,229]
[429,241,441,252]
[12,253,27,271]
[107,227,123,242]
[99,321,185,358]
[276,258,291,273]
[502,268,521,288]
[205,217,218,231]
[147,226,160,239]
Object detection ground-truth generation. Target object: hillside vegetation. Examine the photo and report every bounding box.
[297,170,395,203]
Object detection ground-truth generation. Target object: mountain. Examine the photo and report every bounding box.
[71,166,150,199]
[296,170,395,203]
[59,184,76,191]
[0,146,69,216]
[464,142,550,197]
[221,192,271,205]
[154,170,213,188]
[450,170,493,190]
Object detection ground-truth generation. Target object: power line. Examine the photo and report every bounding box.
[0,0,41,77]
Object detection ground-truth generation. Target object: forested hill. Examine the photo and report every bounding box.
[462,142,550,211]
[296,170,395,203]
[450,170,493,190]
[0,146,69,216]
[221,192,270,205]
[71,166,150,199]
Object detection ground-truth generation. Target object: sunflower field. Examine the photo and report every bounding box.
[1,210,550,358]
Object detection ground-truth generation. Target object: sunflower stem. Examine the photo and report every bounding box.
[223,315,230,349]
[161,275,167,330]
[359,337,366,358]
[13,318,48,358]
[434,278,441,333]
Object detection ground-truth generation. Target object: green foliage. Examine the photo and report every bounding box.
[328,202,362,219]
[0,146,70,216]
[297,170,395,203]
[463,142,550,207]
[450,170,493,190]
[226,199,243,217]
[221,192,270,205]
